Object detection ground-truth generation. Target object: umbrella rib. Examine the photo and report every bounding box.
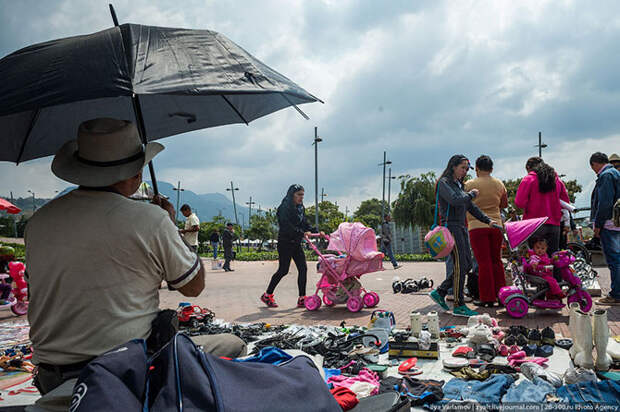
[221,96,249,125]
[281,94,309,120]
[16,109,40,165]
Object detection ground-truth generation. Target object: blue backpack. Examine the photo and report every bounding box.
[70,333,340,412]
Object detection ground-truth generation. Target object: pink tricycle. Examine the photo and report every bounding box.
[304,222,383,312]
[497,218,592,319]
[0,248,29,316]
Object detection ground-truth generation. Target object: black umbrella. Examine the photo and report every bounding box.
[0,5,321,194]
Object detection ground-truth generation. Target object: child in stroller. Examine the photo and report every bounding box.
[524,238,565,301]
[497,217,592,318]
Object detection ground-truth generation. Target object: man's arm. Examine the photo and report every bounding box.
[594,174,615,229]
[177,260,205,297]
[180,225,200,234]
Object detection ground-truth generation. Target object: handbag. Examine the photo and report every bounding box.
[424,188,455,259]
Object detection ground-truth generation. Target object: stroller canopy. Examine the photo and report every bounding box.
[327,222,381,260]
[504,217,548,250]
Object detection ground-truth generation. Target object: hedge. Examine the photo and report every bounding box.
[0,242,25,260]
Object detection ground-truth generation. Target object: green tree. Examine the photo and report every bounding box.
[356,214,382,230]
[306,201,345,234]
[392,172,437,228]
[246,211,277,251]
[354,198,387,219]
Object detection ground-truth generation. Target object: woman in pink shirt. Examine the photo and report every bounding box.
[515,157,569,254]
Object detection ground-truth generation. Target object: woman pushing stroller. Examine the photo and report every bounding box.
[429,155,498,317]
[261,184,323,308]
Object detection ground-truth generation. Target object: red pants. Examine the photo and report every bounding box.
[470,228,505,302]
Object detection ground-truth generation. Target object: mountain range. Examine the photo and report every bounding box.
[3,181,254,224]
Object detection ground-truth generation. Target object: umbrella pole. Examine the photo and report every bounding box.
[109,3,159,196]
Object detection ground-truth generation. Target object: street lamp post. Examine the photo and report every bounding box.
[9,191,17,237]
[535,131,547,157]
[226,181,241,252]
[378,152,392,223]
[27,190,35,213]
[313,127,322,232]
[172,181,184,224]
[387,167,396,214]
[246,196,255,251]
[321,188,328,203]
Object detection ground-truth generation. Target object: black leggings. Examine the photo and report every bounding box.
[266,240,307,296]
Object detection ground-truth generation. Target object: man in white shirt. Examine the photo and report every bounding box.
[180,204,200,252]
[26,118,246,400]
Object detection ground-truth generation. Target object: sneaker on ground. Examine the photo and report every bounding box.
[430,289,450,311]
[452,305,478,317]
[528,328,542,346]
[393,264,402,269]
[260,293,278,308]
[541,326,555,346]
[297,296,306,308]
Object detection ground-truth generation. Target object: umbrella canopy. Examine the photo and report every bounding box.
[0,23,321,164]
[0,198,21,215]
[504,217,548,250]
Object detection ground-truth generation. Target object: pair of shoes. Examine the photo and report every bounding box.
[572,309,614,370]
[452,305,478,317]
[260,293,278,308]
[597,296,620,306]
[297,296,306,308]
[429,290,450,311]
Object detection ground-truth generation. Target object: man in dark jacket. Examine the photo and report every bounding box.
[381,215,400,269]
[590,152,620,305]
[222,223,235,272]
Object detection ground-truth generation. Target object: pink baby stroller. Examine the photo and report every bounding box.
[497,217,592,319]
[304,222,383,312]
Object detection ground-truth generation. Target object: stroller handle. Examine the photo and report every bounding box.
[305,232,330,240]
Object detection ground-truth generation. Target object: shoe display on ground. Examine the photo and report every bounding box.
[429,290,450,311]
[516,334,528,347]
[260,293,278,308]
[452,305,478,317]
[504,335,517,346]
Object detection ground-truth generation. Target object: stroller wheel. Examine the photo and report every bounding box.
[323,294,336,306]
[346,296,363,313]
[505,296,529,319]
[305,295,322,311]
[567,289,593,313]
[363,292,380,308]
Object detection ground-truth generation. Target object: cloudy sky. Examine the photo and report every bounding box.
[1,0,618,213]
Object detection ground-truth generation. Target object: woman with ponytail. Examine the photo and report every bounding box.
[515,157,569,253]
[261,184,321,308]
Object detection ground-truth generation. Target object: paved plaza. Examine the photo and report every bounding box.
[159,259,620,338]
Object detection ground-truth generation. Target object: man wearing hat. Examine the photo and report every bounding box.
[25,118,246,398]
[222,222,235,272]
[610,153,620,171]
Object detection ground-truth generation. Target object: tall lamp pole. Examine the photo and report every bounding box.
[387,167,396,214]
[27,190,35,213]
[321,188,328,203]
[378,152,392,223]
[10,191,17,237]
[313,127,322,232]
[226,182,241,252]
[172,181,184,224]
[535,131,547,157]
[246,196,255,251]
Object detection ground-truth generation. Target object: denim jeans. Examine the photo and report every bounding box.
[502,377,554,403]
[211,241,218,260]
[556,380,620,404]
[381,242,398,267]
[440,374,514,405]
[600,228,620,299]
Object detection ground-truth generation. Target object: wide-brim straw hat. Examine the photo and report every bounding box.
[52,118,163,187]
[609,153,620,163]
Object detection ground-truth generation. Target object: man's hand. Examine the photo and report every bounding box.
[469,189,479,198]
[304,231,311,238]
[319,231,325,236]
[152,195,176,223]
[594,227,601,238]
[488,220,500,228]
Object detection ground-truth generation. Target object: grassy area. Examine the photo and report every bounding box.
[200,250,433,262]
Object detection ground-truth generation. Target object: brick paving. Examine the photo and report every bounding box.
[159,259,620,339]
